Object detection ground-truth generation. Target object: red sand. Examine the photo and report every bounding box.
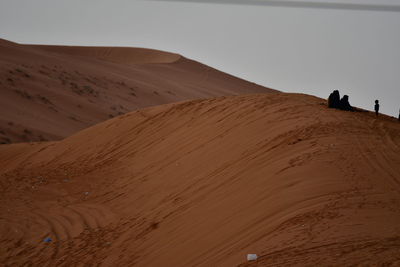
[1,92,400,266]
[0,39,274,143]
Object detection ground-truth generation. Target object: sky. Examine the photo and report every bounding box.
[0,0,399,116]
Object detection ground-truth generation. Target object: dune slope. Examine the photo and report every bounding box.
[0,93,399,266]
[0,39,274,143]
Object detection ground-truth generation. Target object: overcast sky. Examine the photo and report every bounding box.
[0,0,399,116]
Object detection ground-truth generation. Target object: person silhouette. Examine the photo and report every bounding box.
[374,100,380,116]
[339,95,353,111]
[328,90,340,109]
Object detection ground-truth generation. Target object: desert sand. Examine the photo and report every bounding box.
[0,38,273,143]
[1,89,400,266]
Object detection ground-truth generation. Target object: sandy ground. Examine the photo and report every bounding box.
[0,38,274,143]
[0,93,399,266]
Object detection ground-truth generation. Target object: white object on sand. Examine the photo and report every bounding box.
[247,254,258,261]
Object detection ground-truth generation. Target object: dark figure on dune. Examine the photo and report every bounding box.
[328,90,354,112]
[328,90,340,109]
[374,100,380,116]
[339,95,353,111]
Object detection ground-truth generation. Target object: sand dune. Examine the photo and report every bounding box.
[0,39,274,144]
[1,93,399,266]
[28,45,182,64]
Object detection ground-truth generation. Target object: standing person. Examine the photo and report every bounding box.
[374,100,380,116]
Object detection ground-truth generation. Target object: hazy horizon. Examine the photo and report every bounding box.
[1,0,399,116]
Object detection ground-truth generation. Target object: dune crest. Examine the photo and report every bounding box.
[1,93,399,266]
[0,38,275,144]
[27,45,182,64]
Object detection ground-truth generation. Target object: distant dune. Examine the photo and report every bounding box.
[28,44,182,64]
[0,39,275,143]
[1,93,399,266]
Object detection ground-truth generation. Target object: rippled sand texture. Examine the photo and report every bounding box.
[0,38,273,143]
[1,93,399,266]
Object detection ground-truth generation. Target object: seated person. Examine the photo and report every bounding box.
[339,95,353,111]
[328,90,340,109]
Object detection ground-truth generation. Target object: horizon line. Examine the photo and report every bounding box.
[145,0,400,12]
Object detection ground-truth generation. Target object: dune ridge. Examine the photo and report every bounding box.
[27,45,182,64]
[0,38,275,144]
[1,93,399,266]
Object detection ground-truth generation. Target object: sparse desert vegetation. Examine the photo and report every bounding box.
[0,40,271,144]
